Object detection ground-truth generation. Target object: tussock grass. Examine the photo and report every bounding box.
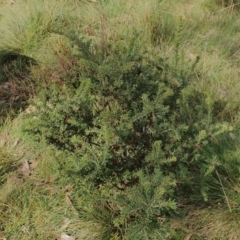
[0,182,67,239]
[183,207,240,239]
[0,0,67,57]
[0,119,78,239]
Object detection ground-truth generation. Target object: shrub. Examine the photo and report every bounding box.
[22,33,234,238]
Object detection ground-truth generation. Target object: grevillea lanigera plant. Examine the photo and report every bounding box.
[23,33,233,239]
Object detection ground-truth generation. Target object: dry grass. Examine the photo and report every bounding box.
[184,207,240,239]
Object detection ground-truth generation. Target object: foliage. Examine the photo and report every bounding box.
[21,32,235,238]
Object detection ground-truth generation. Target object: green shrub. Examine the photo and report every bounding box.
[22,34,234,238]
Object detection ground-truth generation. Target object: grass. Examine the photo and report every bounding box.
[1,0,240,239]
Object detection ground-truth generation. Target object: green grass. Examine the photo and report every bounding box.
[1,0,240,239]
